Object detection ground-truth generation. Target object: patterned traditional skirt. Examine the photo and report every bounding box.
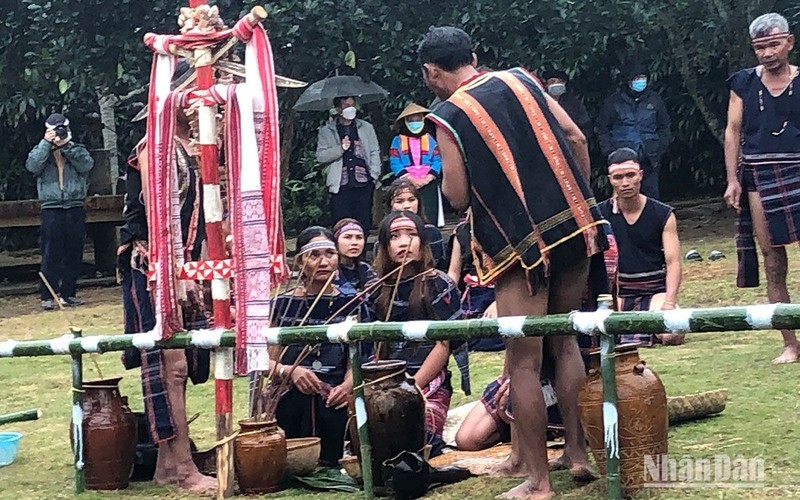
[737,154,800,287]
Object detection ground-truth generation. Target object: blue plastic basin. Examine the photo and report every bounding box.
[0,432,22,467]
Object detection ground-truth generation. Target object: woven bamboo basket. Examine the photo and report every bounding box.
[667,389,728,423]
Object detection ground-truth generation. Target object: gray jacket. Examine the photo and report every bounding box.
[316,118,381,194]
[25,140,94,209]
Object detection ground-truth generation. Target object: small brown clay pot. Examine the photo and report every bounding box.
[234,419,287,494]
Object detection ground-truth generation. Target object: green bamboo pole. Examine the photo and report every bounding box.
[70,328,85,494]
[596,296,621,500]
[2,304,800,359]
[349,342,374,499]
[0,408,41,426]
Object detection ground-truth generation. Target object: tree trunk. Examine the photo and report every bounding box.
[97,93,120,194]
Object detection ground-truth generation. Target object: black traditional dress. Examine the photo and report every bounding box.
[272,283,372,465]
[381,270,463,456]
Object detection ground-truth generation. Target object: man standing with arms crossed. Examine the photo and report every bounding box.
[724,12,800,364]
[421,27,607,499]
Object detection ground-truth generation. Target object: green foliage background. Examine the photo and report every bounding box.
[2,0,800,234]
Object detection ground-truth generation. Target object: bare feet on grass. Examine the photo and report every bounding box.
[179,471,217,494]
[772,344,799,364]
[497,479,555,500]
[547,453,598,483]
[490,453,527,477]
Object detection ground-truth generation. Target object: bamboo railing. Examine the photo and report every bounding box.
[2,300,800,499]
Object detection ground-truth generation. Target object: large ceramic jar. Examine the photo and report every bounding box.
[234,419,287,494]
[350,360,425,487]
[72,377,137,490]
[578,344,668,496]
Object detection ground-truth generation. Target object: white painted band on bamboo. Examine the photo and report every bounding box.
[192,329,225,349]
[50,333,75,354]
[663,308,693,333]
[197,106,217,145]
[215,347,234,380]
[72,404,84,469]
[354,396,368,431]
[497,316,527,337]
[0,339,17,357]
[211,278,231,301]
[402,321,432,340]
[132,330,160,349]
[327,320,354,343]
[265,327,280,345]
[745,303,778,330]
[80,336,103,353]
[203,185,224,223]
[570,309,612,335]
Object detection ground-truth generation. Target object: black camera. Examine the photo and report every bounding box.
[54,125,70,140]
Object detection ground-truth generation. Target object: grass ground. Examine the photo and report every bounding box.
[1,203,799,499]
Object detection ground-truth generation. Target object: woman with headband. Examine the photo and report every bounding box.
[372,211,463,457]
[384,178,448,271]
[332,218,378,292]
[269,226,373,466]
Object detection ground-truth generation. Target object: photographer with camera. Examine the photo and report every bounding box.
[26,113,94,310]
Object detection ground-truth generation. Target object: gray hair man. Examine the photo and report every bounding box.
[724,12,799,364]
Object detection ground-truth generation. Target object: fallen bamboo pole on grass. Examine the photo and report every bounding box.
[0,408,41,426]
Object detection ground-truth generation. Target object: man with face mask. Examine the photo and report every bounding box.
[316,95,382,235]
[543,69,593,141]
[25,113,94,310]
[597,63,671,199]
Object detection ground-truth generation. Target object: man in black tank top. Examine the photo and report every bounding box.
[724,12,800,364]
[598,148,684,347]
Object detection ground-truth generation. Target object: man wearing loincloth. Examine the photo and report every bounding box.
[420,26,607,499]
[724,12,800,364]
[118,104,215,492]
[598,148,684,347]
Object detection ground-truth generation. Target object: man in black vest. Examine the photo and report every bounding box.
[598,148,684,347]
[421,26,606,498]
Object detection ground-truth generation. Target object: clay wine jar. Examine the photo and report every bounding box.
[234,419,287,494]
[578,344,668,496]
[349,360,425,487]
[70,377,137,490]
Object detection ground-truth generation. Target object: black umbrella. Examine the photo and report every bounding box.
[293,75,389,112]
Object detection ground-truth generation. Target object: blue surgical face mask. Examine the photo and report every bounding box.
[405,120,425,135]
[630,78,648,93]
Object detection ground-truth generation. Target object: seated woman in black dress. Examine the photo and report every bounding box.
[332,218,377,292]
[270,226,372,466]
[372,211,463,456]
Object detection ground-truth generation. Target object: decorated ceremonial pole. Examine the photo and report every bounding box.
[187,10,236,496]
[69,328,85,494]
[349,343,374,499]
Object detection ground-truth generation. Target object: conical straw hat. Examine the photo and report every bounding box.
[395,102,431,123]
